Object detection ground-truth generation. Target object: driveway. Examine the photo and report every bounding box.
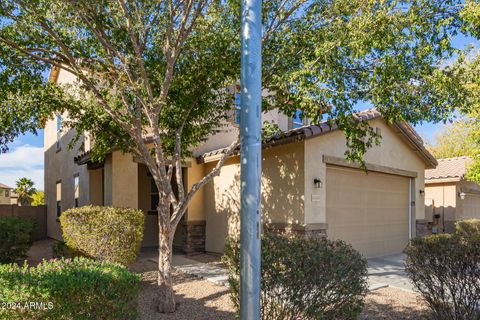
[368,253,415,292]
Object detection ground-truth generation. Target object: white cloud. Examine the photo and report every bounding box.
[0,145,44,190]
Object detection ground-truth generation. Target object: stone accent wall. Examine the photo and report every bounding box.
[416,219,432,237]
[183,220,206,254]
[265,223,328,239]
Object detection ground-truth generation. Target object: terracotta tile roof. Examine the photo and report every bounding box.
[198,109,437,168]
[425,156,471,181]
[0,183,12,189]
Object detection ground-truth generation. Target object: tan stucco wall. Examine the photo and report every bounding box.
[110,151,138,208]
[305,118,427,228]
[0,188,11,204]
[89,168,103,205]
[186,159,206,221]
[45,69,91,240]
[204,142,305,253]
[44,115,89,240]
[456,179,480,221]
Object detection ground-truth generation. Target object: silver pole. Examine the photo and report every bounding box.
[239,0,262,317]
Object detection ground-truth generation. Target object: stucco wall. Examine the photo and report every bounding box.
[0,188,11,204]
[304,118,427,228]
[424,182,457,232]
[203,142,305,253]
[456,179,480,221]
[45,69,90,240]
[186,159,206,222]
[110,151,138,208]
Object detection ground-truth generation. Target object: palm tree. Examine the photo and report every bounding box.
[14,178,37,206]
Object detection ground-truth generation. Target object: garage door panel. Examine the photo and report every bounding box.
[326,165,409,258]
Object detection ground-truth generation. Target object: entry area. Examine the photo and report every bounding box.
[326,165,410,258]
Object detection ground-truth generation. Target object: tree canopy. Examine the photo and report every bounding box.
[1,0,479,312]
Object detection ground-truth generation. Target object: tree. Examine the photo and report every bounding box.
[31,191,45,206]
[14,178,37,206]
[427,119,477,159]
[0,0,473,313]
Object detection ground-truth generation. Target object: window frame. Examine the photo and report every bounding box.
[74,174,80,208]
[56,180,62,220]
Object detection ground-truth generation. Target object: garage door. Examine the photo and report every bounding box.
[326,165,410,258]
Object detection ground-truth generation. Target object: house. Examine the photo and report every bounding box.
[424,157,480,233]
[0,183,12,204]
[45,68,436,259]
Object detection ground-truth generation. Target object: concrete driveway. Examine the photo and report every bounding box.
[368,253,415,291]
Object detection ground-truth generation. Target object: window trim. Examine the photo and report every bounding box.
[74,174,80,208]
[56,180,62,221]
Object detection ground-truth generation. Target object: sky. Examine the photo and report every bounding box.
[0,32,478,191]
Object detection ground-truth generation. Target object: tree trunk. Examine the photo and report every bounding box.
[157,201,176,313]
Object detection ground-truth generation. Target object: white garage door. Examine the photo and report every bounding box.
[326,165,410,258]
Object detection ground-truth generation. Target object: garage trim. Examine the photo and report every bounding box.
[323,155,418,178]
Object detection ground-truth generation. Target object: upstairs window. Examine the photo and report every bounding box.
[5,190,9,197]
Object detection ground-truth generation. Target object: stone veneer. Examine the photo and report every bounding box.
[265,223,328,239]
[182,220,206,254]
[416,219,432,237]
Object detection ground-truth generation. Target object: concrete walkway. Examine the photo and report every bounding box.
[149,254,229,286]
[368,253,415,292]
[150,253,414,292]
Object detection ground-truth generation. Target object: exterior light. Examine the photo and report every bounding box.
[458,192,466,200]
[419,189,425,196]
[314,178,323,189]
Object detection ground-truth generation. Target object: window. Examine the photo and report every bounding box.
[150,178,159,212]
[234,92,241,125]
[0,189,4,197]
[292,109,304,129]
[56,114,62,151]
[56,181,62,219]
[5,190,9,197]
[74,174,79,207]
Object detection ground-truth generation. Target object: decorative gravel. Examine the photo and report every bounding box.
[25,242,429,319]
[132,259,429,320]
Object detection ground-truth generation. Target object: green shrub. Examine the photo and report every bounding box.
[51,240,71,259]
[455,219,480,238]
[0,257,141,320]
[222,233,368,320]
[60,206,144,266]
[405,233,480,320]
[0,216,36,263]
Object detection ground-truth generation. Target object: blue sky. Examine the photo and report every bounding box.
[0,33,478,190]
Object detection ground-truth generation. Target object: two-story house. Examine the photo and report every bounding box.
[45,68,437,258]
[0,183,12,204]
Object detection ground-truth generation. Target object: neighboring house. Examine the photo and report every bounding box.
[10,192,18,205]
[45,68,436,258]
[0,183,12,204]
[424,157,480,233]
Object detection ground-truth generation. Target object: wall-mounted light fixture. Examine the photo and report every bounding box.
[458,191,466,200]
[313,178,323,189]
[419,189,425,196]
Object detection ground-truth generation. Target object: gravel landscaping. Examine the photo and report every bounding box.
[132,258,429,320]
[25,241,429,319]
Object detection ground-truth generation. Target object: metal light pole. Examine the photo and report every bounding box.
[239,0,262,317]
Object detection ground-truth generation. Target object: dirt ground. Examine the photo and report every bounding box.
[26,241,429,319]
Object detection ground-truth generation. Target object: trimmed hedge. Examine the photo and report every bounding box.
[0,216,36,264]
[405,221,480,320]
[60,206,144,266]
[455,218,480,238]
[0,257,141,320]
[223,233,368,320]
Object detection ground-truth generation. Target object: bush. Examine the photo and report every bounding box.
[0,216,36,264]
[222,233,368,320]
[455,219,480,238]
[405,230,480,319]
[51,241,71,259]
[0,257,141,320]
[60,206,144,266]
